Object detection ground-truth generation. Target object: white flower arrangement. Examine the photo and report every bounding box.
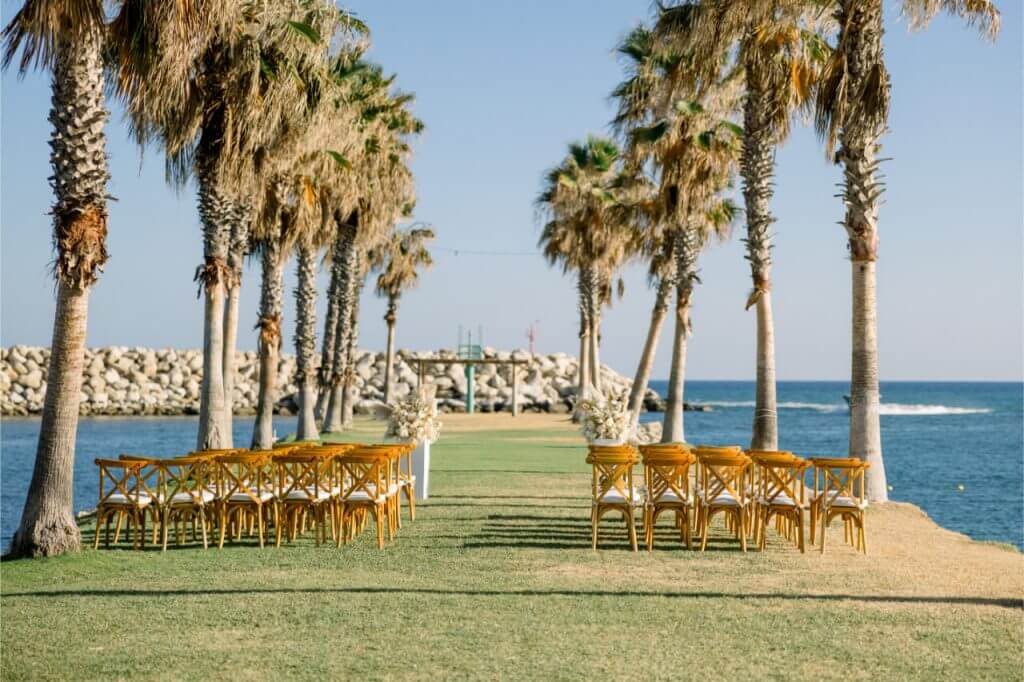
[577,390,632,444]
[386,392,442,444]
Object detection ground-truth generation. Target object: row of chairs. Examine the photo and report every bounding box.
[587,443,870,554]
[93,441,416,552]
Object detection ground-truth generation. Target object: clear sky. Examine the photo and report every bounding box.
[1,2,1021,381]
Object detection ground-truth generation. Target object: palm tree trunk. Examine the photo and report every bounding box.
[660,292,689,444]
[195,153,233,451]
[628,275,672,430]
[251,240,284,449]
[587,268,603,393]
[838,0,888,501]
[576,270,592,404]
[383,297,398,404]
[341,277,364,428]
[294,244,320,441]
[325,217,357,432]
[221,201,249,448]
[741,76,779,451]
[12,29,110,557]
[753,293,778,448]
[662,228,698,444]
[315,237,344,419]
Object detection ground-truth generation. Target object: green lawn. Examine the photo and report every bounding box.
[2,414,1022,680]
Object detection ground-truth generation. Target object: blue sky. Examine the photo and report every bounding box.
[1,2,1021,381]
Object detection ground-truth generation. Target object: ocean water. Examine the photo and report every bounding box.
[643,381,1023,549]
[1,382,1021,551]
[1,416,297,553]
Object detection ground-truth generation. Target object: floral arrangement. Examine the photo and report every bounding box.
[577,390,632,443]
[386,392,442,443]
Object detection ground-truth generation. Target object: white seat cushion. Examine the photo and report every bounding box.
[757,494,800,507]
[824,495,868,510]
[597,487,640,504]
[698,491,745,507]
[105,492,152,507]
[227,491,273,503]
[344,490,386,503]
[650,489,688,504]
[162,490,215,505]
[284,489,332,502]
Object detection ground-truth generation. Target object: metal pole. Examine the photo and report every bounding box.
[465,362,475,414]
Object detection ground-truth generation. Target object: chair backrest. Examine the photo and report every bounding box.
[809,458,869,509]
[339,451,389,502]
[640,443,694,503]
[157,456,210,506]
[215,454,271,503]
[272,454,324,499]
[273,440,319,450]
[693,445,743,459]
[698,454,750,505]
[95,458,158,506]
[753,456,807,506]
[587,445,639,505]
[188,448,243,461]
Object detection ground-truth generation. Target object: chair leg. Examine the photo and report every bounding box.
[198,507,209,549]
[591,506,599,551]
[645,507,653,552]
[113,511,125,545]
[739,511,747,553]
[859,517,867,554]
[820,510,827,554]
[407,486,416,521]
[797,509,805,553]
[375,506,385,549]
[700,509,710,552]
[626,507,638,552]
[342,501,350,544]
[93,510,103,550]
[218,506,228,549]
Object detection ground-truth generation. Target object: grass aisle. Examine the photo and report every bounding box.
[2,414,1021,680]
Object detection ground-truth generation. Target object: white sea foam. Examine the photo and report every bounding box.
[877,403,991,416]
[694,400,990,416]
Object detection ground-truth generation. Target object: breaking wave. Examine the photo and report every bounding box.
[693,400,990,415]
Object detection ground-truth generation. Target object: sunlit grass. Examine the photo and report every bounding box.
[2,414,1021,680]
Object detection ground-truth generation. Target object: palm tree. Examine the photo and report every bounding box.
[368,226,436,404]
[322,64,421,433]
[537,136,632,404]
[113,0,360,450]
[815,0,999,500]
[2,0,109,557]
[623,10,743,443]
[222,198,252,447]
[612,25,679,429]
[658,0,828,450]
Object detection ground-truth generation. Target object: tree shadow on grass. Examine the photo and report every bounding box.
[3,587,1018,610]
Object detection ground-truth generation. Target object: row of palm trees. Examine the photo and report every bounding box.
[539,0,999,501]
[3,0,435,558]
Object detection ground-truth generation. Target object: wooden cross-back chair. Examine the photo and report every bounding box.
[749,452,809,553]
[337,450,392,549]
[155,456,213,551]
[809,458,870,554]
[356,443,411,529]
[587,445,641,552]
[694,453,751,552]
[214,454,274,548]
[639,443,695,551]
[273,454,333,547]
[94,459,160,550]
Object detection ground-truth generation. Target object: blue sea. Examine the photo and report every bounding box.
[2,382,1022,551]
